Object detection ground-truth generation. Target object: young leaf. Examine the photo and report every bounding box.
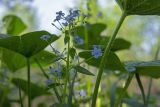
[116,0,160,15]
[0,31,58,58]
[3,15,27,35]
[74,66,94,76]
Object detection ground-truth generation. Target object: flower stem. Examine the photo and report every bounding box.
[27,58,31,107]
[64,31,71,103]
[135,73,146,106]
[114,74,134,107]
[91,12,126,107]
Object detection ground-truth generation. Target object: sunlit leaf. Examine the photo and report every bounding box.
[3,15,27,35]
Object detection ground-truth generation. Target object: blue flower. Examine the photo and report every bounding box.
[54,11,65,22]
[49,63,62,77]
[40,35,51,41]
[74,36,84,45]
[91,45,102,58]
[45,79,53,86]
[56,11,65,16]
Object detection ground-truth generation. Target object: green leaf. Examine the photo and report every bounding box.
[116,0,160,15]
[74,66,94,76]
[72,23,131,51]
[79,51,125,72]
[2,49,56,72]
[125,61,160,78]
[0,31,58,57]
[12,78,47,99]
[3,15,27,35]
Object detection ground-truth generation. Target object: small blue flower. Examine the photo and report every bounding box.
[45,79,53,86]
[40,35,51,41]
[56,11,65,16]
[74,36,84,45]
[97,12,103,17]
[49,63,62,78]
[54,11,65,22]
[91,45,102,58]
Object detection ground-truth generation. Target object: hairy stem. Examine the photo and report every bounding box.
[91,12,126,107]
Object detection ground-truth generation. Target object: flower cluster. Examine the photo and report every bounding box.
[91,45,103,58]
[49,62,62,77]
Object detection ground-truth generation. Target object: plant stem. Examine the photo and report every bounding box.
[91,12,126,107]
[135,73,146,105]
[64,32,70,103]
[27,58,31,107]
[18,82,24,107]
[114,74,134,107]
[34,58,49,79]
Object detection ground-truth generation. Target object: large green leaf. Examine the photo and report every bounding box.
[72,23,131,51]
[79,51,125,72]
[125,61,160,78]
[116,0,160,15]
[12,78,47,99]
[0,31,58,57]
[3,15,27,35]
[1,49,56,72]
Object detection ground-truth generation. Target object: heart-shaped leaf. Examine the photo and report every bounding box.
[116,0,160,15]
[72,23,131,51]
[125,61,160,78]
[79,51,125,72]
[0,31,58,57]
[3,15,27,35]
[12,78,47,99]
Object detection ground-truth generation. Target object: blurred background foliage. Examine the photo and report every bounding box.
[0,0,160,107]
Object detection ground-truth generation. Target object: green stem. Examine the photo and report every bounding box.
[91,12,126,107]
[27,58,31,107]
[114,74,134,107]
[135,73,146,106]
[64,33,70,102]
